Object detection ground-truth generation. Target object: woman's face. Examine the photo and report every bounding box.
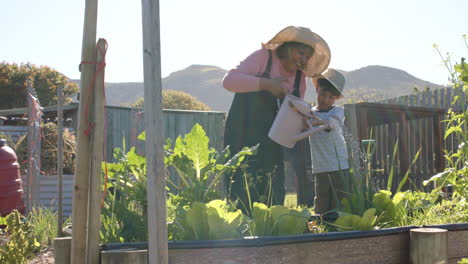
[283,45,313,73]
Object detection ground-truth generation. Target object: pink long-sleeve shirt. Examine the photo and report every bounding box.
[222,47,307,99]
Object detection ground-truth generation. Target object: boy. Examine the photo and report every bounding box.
[308,68,349,215]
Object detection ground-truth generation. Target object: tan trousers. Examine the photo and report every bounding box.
[313,169,349,215]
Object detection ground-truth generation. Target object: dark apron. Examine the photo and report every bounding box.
[224,50,312,209]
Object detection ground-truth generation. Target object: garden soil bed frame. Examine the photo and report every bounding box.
[100,223,468,264]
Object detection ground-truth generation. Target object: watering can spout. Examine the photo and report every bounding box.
[293,125,329,142]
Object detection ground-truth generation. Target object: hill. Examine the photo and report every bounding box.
[72,65,444,111]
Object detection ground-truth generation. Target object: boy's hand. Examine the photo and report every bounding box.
[302,115,327,130]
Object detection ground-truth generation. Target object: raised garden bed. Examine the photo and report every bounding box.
[99,223,468,264]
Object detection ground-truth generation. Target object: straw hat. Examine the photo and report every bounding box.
[319,68,346,96]
[264,26,331,77]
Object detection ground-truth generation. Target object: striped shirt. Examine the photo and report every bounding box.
[309,105,349,174]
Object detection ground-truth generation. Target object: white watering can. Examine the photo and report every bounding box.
[268,94,329,148]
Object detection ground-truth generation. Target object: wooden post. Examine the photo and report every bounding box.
[398,110,409,188]
[25,82,31,212]
[433,113,445,173]
[27,81,41,211]
[141,0,168,263]
[86,38,106,264]
[71,0,98,262]
[344,104,363,178]
[53,237,72,264]
[57,85,64,237]
[410,228,448,264]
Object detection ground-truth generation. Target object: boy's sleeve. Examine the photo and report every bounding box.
[332,107,345,124]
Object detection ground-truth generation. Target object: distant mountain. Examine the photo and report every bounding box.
[162,65,230,111]
[304,65,444,104]
[72,65,444,111]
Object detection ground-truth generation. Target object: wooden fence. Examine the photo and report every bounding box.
[345,103,445,191]
[345,87,466,191]
[378,87,465,157]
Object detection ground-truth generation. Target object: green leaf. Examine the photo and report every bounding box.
[373,190,396,225]
[334,213,362,231]
[252,202,272,236]
[185,202,209,240]
[358,208,377,230]
[137,131,146,141]
[183,123,212,179]
[423,170,453,187]
[445,126,463,139]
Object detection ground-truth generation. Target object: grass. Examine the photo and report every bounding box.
[27,206,70,247]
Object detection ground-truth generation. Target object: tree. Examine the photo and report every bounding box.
[0,62,79,109]
[132,89,211,111]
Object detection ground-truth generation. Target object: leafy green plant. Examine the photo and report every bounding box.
[250,202,311,236]
[168,199,249,240]
[0,210,40,264]
[410,197,468,225]
[425,40,468,199]
[333,208,377,231]
[100,144,148,243]
[146,123,257,207]
[100,124,257,242]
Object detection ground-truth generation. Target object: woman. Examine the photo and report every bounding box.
[223,26,331,210]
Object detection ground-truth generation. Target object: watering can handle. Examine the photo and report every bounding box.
[288,100,313,118]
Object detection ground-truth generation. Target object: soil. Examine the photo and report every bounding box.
[28,247,54,264]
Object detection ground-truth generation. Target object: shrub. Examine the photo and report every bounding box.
[15,122,76,175]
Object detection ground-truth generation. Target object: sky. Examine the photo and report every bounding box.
[1,0,467,86]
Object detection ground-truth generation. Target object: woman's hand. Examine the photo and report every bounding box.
[259,77,288,98]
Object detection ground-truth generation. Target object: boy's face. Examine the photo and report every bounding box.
[316,87,339,110]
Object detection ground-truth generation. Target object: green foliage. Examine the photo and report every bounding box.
[0,210,40,264]
[333,208,377,231]
[459,258,468,264]
[250,202,310,236]
[100,145,148,243]
[426,40,468,199]
[27,206,69,246]
[168,199,248,240]
[131,90,211,111]
[0,62,79,109]
[101,124,256,242]
[410,198,468,225]
[161,123,258,207]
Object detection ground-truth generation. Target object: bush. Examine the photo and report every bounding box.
[15,122,76,175]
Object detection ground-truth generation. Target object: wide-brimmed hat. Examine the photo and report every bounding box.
[315,68,346,97]
[264,26,331,78]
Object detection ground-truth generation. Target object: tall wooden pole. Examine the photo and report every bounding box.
[27,81,41,211]
[141,0,168,263]
[71,0,98,262]
[87,38,106,264]
[57,85,64,237]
